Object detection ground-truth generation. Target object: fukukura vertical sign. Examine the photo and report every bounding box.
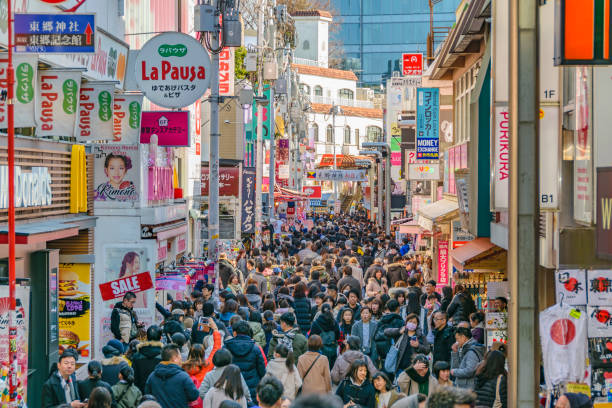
[75,81,115,142]
[575,67,593,224]
[113,94,143,144]
[219,47,235,96]
[493,107,510,209]
[134,32,212,109]
[36,69,82,137]
[437,240,449,286]
[0,54,37,128]
[416,88,439,160]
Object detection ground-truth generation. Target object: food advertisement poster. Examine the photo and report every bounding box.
[0,285,29,405]
[93,144,140,204]
[59,263,91,361]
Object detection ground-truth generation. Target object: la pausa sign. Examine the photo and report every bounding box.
[135,32,211,109]
[0,166,52,208]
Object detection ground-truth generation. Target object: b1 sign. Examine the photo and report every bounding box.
[402,53,423,76]
[134,32,211,108]
[140,111,190,146]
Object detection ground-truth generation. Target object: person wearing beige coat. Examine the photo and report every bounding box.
[366,274,389,298]
[264,357,302,399]
[296,336,332,395]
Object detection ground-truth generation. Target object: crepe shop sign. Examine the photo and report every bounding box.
[98,272,154,301]
[134,32,211,109]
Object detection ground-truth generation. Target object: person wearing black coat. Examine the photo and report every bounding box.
[474,350,508,408]
[42,350,84,408]
[292,282,312,335]
[309,304,341,368]
[131,325,163,393]
[335,361,376,408]
[432,311,455,365]
[373,301,404,361]
[223,321,266,400]
[78,361,115,406]
[446,286,476,324]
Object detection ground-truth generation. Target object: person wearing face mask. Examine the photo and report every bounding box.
[383,314,430,376]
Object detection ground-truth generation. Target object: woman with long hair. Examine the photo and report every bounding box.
[338,307,355,346]
[87,387,113,408]
[264,344,302,399]
[111,366,142,408]
[262,310,281,356]
[78,361,114,402]
[227,273,243,296]
[370,298,384,321]
[203,364,248,408]
[220,299,239,327]
[474,350,508,408]
[292,282,312,335]
[372,372,405,408]
[335,360,376,408]
[439,286,453,313]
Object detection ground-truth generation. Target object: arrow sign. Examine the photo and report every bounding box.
[85,23,93,45]
[14,13,96,53]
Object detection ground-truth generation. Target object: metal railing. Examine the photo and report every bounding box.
[311,95,374,109]
[293,57,327,67]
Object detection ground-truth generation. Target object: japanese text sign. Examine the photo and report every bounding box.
[201,166,239,196]
[134,32,211,108]
[555,269,587,306]
[587,269,612,306]
[242,167,256,233]
[15,13,96,53]
[438,240,449,286]
[75,82,115,142]
[0,54,37,128]
[36,69,81,136]
[416,88,440,160]
[219,47,235,96]
[113,94,143,144]
[98,271,154,301]
[402,53,423,76]
[140,111,189,146]
[302,186,322,199]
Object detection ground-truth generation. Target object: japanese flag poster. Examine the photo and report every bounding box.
[587,270,612,306]
[588,306,612,338]
[555,269,587,306]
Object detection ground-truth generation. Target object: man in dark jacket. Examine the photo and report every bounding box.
[224,320,266,400]
[337,266,361,299]
[267,312,307,359]
[432,311,455,365]
[42,349,85,408]
[132,325,163,392]
[385,256,408,286]
[218,253,236,289]
[110,292,140,347]
[405,277,422,316]
[373,299,404,360]
[144,344,199,408]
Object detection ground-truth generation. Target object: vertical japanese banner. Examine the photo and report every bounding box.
[0,54,37,128]
[493,107,510,209]
[59,263,91,361]
[416,88,440,160]
[36,69,82,137]
[0,286,30,404]
[75,82,115,141]
[113,94,143,144]
[242,167,256,233]
[219,47,235,97]
[437,240,449,286]
[574,67,593,224]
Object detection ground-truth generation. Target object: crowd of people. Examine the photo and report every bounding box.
[41,214,589,408]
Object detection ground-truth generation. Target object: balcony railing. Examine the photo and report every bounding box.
[311,95,374,109]
[293,57,327,67]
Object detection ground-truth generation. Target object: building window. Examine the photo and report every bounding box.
[314,85,323,96]
[303,40,310,50]
[355,128,360,146]
[300,84,310,96]
[312,123,319,142]
[367,126,382,142]
[339,88,354,100]
[344,126,351,144]
[454,62,480,143]
[326,125,333,143]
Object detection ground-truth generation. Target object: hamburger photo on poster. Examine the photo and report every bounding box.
[59,264,91,360]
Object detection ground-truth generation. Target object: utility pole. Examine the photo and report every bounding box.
[208,0,220,293]
[384,150,391,235]
[508,0,539,405]
[254,0,265,246]
[331,104,340,207]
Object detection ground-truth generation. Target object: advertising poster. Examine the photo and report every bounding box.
[437,240,449,286]
[74,81,115,142]
[588,305,612,337]
[555,269,587,306]
[36,69,82,137]
[587,270,612,306]
[202,166,240,196]
[416,88,440,160]
[574,67,592,224]
[591,367,612,398]
[242,167,256,234]
[0,285,29,405]
[93,145,140,203]
[493,107,510,209]
[59,264,91,361]
[588,337,612,367]
[113,94,143,144]
[102,247,152,310]
[0,54,37,128]
[140,111,190,146]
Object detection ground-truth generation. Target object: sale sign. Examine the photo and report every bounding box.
[98,271,154,301]
[302,186,322,199]
[402,53,423,76]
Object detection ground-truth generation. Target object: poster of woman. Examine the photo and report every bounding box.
[93,145,140,203]
[103,247,151,310]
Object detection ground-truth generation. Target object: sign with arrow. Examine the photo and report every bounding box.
[14,13,96,53]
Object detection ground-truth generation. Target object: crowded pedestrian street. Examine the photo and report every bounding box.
[0,0,609,407]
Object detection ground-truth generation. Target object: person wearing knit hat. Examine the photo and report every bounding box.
[556,393,592,408]
[101,339,130,386]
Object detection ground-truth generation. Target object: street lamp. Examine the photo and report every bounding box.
[362,142,391,235]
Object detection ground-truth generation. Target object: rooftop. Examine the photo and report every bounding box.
[291,10,333,19]
[310,103,383,119]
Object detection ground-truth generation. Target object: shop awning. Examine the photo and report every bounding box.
[451,237,507,271]
[274,185,310,201]
[399,220,424,235]
[0,215,97,245]
[392,217,413,225]
[417,199,459,231]
[317,154,356,168]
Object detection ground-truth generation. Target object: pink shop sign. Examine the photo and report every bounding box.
[148,166,174,201]
[140,111,190,147]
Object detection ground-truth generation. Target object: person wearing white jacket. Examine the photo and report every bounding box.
[264,344,302,399]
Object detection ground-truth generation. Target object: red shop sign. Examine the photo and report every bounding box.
[437,240,449,286]
[98,272,154,301]
[201,167,240,196]
[402,53,423,76]
[302,186,322,199]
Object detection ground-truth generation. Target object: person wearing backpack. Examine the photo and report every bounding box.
[266,312,307,360]
[309,304,340,368]
[451,327,485,390]
[112,366,142,408]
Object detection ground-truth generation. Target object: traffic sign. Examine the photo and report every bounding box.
[14,13,96,53]
[402,53,423,76]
